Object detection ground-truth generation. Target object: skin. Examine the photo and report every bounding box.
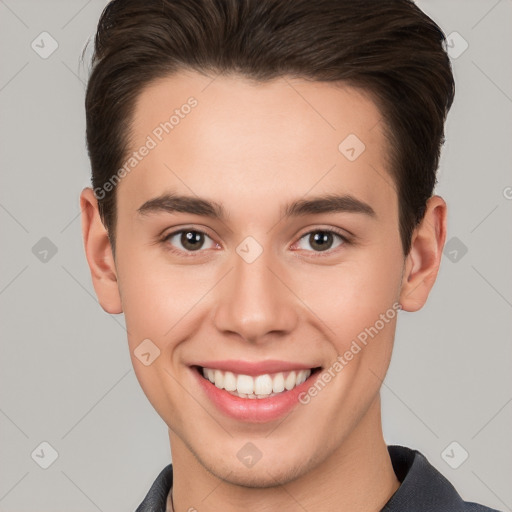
[81,70,447,512]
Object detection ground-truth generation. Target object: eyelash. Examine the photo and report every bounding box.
[160,227,351,258]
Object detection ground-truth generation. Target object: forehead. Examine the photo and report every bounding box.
[119,71,396,222]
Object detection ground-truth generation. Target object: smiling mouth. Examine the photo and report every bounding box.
[195,366,322,399]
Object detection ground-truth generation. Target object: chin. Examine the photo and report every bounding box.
[198,450,315,489]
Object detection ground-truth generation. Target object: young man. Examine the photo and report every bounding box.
[80,0,499,510]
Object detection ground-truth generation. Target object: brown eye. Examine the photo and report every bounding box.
[163,229,217,253]
[296,229,347,253]
[180,230,204,251]
[309,231,334,251]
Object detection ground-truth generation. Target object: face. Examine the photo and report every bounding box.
[83,71,438,487]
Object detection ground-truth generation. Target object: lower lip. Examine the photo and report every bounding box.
[193,367,320,423]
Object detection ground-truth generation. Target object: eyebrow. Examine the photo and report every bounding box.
[137,192,376,221]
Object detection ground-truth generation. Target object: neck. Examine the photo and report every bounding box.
[168,394,400,512]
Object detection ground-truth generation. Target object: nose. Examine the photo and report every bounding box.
[212,245,299,344]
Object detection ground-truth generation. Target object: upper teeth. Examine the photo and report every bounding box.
[201,367,312,398]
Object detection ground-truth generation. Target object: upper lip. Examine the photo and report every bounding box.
[193,359,319,376]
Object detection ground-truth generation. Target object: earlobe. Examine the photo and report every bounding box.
[399,195,447,312]
[80,188,123,314]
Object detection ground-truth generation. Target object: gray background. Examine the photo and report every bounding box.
[0,0,511,510]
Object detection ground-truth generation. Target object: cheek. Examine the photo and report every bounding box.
[115,245,216,353]
[116,249,201,419]
[299,247,403,343]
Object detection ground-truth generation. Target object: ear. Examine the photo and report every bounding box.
[399,195,447,312]
[80,188,123,314]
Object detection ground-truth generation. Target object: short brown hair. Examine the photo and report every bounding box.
[84,0,455,256]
